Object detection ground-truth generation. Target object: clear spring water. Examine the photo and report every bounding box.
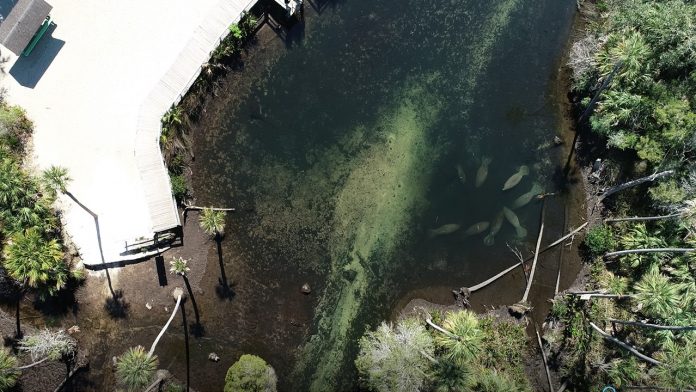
[190,0,577,390]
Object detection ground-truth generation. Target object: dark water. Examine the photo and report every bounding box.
[190,0,577,390]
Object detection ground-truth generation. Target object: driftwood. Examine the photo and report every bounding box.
[608,318,696,331]
[424,317,460,341]
[597,170,674,203]
[148,291,182,358]
[604,211,687,223]
[534,324,554,392]
[556,380,568,392]
[604,248,696,260]
[589,322,661,365]
[468,223,589,293]
[522,200,546,303]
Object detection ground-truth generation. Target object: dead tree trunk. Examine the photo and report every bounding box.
[589,322,661,365]
[522,200,546,303]
[534,324,554,392]
[604,211,687,223]
[608,318,696,331]
[605,248,696,260]
[597,170,674,203]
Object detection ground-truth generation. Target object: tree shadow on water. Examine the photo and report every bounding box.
[104,289,129,319]
[215,236,236,301]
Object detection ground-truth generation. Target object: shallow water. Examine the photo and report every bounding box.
[191,0,577,390]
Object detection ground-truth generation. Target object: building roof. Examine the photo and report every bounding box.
[0,0,51,55]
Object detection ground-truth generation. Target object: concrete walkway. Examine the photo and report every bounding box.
[0,0,253,265]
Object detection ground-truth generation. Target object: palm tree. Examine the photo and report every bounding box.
[652,338,696,389]
[433,310,483,365]
[199,208,230,295]
[0,349,19,391]
[116,288,183,391]
[170,257,202,335]
[199,207,226,237]
[41,165,71,200]
[634,265,682,320]
[115,346,158,392]
[2,228,73,337]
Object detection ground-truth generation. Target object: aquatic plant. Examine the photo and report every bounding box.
[224,354,277,392]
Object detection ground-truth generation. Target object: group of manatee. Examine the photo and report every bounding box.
[428,157,543,246]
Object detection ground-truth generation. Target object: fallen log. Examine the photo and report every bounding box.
[597,170,674,203]
[604,248,696,260]
[522,200,546,303]
[589,322,661,365]
[468,223,588,292]
[608,318,696,331]
[534,324,554,392]
[604,211,687,223]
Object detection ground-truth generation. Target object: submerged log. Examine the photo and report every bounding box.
[589,322,661,365]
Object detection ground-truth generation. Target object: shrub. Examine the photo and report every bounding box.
[584,225,616,256]
[170,174,188,201]
[116,346,158,392]
[355,319,434,392]
[224,354,277,392]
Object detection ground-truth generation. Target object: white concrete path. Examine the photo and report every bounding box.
[0,0,252,265]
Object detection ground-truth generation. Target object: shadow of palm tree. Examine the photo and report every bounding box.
[104,289,129,319]
[215,234,235,301]
[65,191,125,315]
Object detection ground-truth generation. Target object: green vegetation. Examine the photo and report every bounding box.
[115,346,158,392]
[0,349,19,391]
[224,354,277,392]
[0,99,82,341]
[553,2,696,388]
[584,224,616,256]
[199,207,226,237]
[161,12,258,205]
[355,310,531,392]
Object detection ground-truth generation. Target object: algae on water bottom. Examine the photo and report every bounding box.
[292,75,444,391]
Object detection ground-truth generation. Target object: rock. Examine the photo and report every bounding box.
[145,302,152,310]
[300,283,311,294]
[208,352,220,362]
[553,135,563,146]
[67,325,80,334]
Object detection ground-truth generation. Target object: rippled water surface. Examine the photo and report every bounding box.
[191,1,576,390]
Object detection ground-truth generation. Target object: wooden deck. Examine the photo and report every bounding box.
[135,0,258,233]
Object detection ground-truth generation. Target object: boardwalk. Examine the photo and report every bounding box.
[0,0,271,265]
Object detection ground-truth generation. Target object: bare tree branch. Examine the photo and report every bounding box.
[589,322,661,365]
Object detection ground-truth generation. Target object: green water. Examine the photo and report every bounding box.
[191,0,576,390]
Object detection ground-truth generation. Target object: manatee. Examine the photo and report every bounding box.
[502,165,529,191]
[503,206,528,238]
[428,223,461,238]
[483,211,504,246]
[475,157,492,188]
[464,221,490,236]
[456,164,466,185]
[512,182,543,209]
